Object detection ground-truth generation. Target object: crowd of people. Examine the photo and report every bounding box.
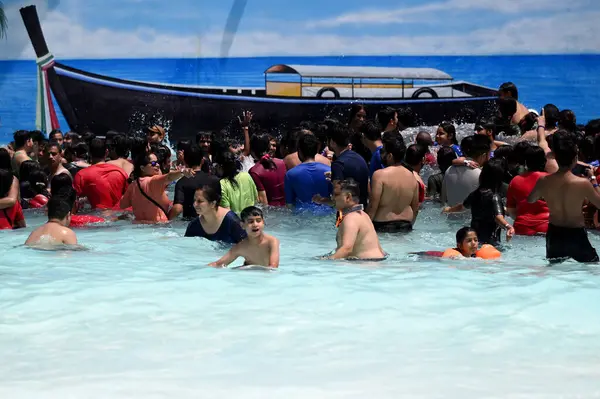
[2,81,600,267]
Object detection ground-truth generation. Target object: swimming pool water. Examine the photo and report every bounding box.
[2,198,600,398]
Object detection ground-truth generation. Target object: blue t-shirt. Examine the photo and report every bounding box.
[331,150,370,206]
[370,145,384,178]
[285,162,332,206]
[184,210,247,244]
[434,143,463,157]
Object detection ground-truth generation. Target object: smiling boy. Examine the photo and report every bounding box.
[208,206,280,268]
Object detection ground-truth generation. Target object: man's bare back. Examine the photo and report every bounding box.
[107,159,134,176]
[368,165,419,223]
[335,211,385,259]
[284,152,331,170]
[511,102,530,125]
[529,171,600,228]
[25,222,78,247]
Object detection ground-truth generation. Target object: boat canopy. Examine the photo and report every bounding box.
[265,64,453,80]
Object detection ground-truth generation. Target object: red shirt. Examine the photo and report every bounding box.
[506,171,549,235]
[249,158,286,206]
[0,202,24,230]
[74,164,129,209]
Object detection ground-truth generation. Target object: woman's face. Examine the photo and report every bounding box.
[436,127,450,145]
[193,189,214,216]
[458,231,479,257]
[352,108,367,127]
[141,154,161,177]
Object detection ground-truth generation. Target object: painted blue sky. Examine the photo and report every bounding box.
[1,0,599,59]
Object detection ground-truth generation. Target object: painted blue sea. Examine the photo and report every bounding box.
[1,55,600,143]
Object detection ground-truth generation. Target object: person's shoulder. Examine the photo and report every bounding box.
[264,233,279,245]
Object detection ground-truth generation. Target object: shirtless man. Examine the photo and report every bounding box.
[46,141,71,184]
[367,132,420,233]
[499,82,529,125]
[25,196,78,247]
[528,130,600,263]
[209,206,280,268]
[107,135,134,176]
[11,130,33,177]
[284,129,331,170]
[327,179,386,260]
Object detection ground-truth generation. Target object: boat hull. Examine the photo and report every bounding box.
[54,64,497,140]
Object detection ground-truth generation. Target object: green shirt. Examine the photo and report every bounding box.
[220,172,258,214]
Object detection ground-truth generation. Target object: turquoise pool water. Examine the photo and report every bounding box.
[2,199,600,397]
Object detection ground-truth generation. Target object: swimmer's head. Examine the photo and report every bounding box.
[333,179,360,210]
[456,227,478,257]
[240,206,264,237]
[146,125,165,144]
[134,153,161,178]
[47,196,72,226]
[0,168,13,198]
[194,181,222,215]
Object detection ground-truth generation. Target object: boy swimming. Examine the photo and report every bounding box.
[208,206,280,268]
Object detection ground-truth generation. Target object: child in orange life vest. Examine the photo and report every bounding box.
[442,226,501,259]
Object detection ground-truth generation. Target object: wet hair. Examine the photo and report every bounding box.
[479,119,497,139]
[405,144,428,166]
[438,122,458,145]
[499,82,519,100]
[460,135,474,157]
[64,132,81,144]
[0,168,13,198]
[297,131,320,160]
[153,144,172,173]
[397,107,416,129]
[559,110,577,133]
[543,104,560,129]
[129,136,148,161]
[464,134,491,159]
[132,152,156,180]
[585,119,600,137]
[0,148,11,171]
[47,196,72,221]
[360,120,382,142]
[240,205,264,222]
[551,130,578,168]
[578,135,595,163]
[524,145,547,172]
[437,146,457,174]
[221,151,240,188]
[50,173,73,193]
[456,226,477,246]
[478,158,506,193]
[492,144,513,161]
[46,141,62,154]
[519,112,538,133]
[184,145,204,168]
[196,131,213,146]
[497,97,518,121]
[28,169,50,196]
[382,131,407,163]
[177,139,192,153]
[63,142,89,163]
[197,180,222,210]
[416,131,433,147]
[49,129,63,140]
[251,134,277,169]
[29,130,45,144]
[512,141,531,166]
[326,121,350,148]
[13,130,31,148]
[19,160,41,182]
[112,135,130,158]
[349,104,365,119]
[377,107,397,131]
[337,178,360,203]
[89,138,107,160]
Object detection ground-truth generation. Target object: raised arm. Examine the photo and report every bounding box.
[239,111,253,157]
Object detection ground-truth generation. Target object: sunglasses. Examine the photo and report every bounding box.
[148,161,160,167]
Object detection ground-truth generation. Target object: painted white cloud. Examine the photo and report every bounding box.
[309,0,590,27]
[0,5,599,59]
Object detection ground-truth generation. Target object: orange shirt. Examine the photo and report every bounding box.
[120,175,171,223]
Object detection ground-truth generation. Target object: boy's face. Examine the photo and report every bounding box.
[243,215,264,238]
